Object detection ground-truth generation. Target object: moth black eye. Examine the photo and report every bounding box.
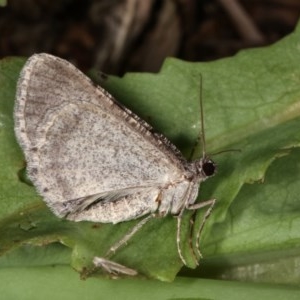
[202,160,216,177]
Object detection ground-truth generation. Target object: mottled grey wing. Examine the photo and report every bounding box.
[14,53,188,222]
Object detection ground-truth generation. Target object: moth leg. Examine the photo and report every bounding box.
[105,214,153,257]
[92,257,138,277]
[187,211,199,264]
[176,198,216,266]
[90,215,153,277]
[187,199,216,258]
[176,183,198,266]
[176,208,188,265]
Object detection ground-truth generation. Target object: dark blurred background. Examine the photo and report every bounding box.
[0,0,299,75]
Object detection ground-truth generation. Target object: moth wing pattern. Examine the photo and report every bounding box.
[14,54,190,222]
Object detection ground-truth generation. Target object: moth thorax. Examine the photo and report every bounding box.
[195,157,217,179]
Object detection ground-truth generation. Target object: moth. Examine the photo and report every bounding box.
[14,53,216,275]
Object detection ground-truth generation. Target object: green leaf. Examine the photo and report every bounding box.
[0,21,300,295]
[1,266,300,300]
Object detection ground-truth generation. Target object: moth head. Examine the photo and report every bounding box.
[196,156,217,179]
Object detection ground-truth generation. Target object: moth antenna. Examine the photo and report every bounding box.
[211,148,241,156]
[188,75,207,161]
[199,74,207,158]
